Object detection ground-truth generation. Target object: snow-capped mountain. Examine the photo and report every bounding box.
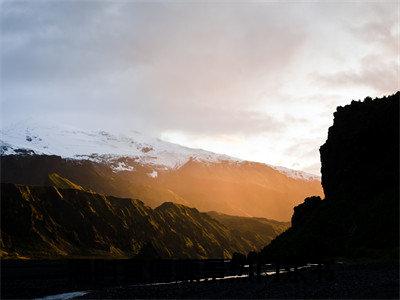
[1,120,323,220]
[0,120,319,180]
[0,120,235,168]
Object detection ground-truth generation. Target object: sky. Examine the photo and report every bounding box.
[1,1,398,175]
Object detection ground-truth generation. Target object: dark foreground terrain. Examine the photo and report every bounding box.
[1,259,229,299]
[2,260,398,299]
[79,263,399,299]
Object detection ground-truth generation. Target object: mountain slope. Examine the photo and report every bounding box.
[0,120,240,169]
[48,173,84,190]
[0,122,323,220]
[0,155,322,220]
[0,183,287,259]
[262,92,399,261]
[208,211,289,250]
[1,119,319,180]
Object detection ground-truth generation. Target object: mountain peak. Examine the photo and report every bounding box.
[156,201,200,214]
[1,119,319,180]
[0,119,238,169]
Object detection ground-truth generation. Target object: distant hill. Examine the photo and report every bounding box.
[208,211,289,250]
[0,122,322,220]
[0,182,288,259]
[262,92,399,261]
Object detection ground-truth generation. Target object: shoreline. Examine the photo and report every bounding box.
[79,262,399,299]
[2,261,398,299]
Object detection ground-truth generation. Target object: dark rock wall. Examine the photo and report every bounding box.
[320,92,399,201]
[262,92,399,261]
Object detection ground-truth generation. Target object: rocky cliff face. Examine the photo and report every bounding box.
[262,92,399,261]
[320,93,399,202]
[0,182,288,259]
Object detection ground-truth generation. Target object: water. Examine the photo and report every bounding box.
[38,263,318,299]
[36,291,88,300]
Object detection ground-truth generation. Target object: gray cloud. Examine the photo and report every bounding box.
[1,1,398,173]
[1,1,305,135]
[310,2,398,95]
[313,54,397,94]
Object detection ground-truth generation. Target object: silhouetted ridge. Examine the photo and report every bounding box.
[156,201,199,213]
[208,211,290,250]
[0,153,323,221]
[291,196,322,227]
[262,92,399,262]
[0,183,287,259]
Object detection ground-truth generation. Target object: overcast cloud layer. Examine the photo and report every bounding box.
[1,1,398,174]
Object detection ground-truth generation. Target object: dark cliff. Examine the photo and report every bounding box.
[320,93,399,202]
[262,92,399,261]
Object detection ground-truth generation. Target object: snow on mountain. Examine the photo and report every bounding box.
[0,120,237,169]
[269,165,320,181]
[0,120,320,181]
[148,170,158,178]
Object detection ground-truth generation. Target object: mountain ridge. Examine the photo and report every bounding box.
[0,155,323,220]
[1,120,323,221]
[0,182,289,259]
[0,119,319,180]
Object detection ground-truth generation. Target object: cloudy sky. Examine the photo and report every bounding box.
[1,1,398,174]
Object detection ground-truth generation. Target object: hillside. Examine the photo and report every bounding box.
[0,182,287,259]
[262,92,399,261]
[208,211,289,250]
[0,123,323,220]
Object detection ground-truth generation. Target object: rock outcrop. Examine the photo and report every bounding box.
[262,92,399,261]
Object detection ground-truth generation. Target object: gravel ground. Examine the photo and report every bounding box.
[80,263,399,299]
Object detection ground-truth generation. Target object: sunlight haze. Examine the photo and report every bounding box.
[1,1,398,174]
